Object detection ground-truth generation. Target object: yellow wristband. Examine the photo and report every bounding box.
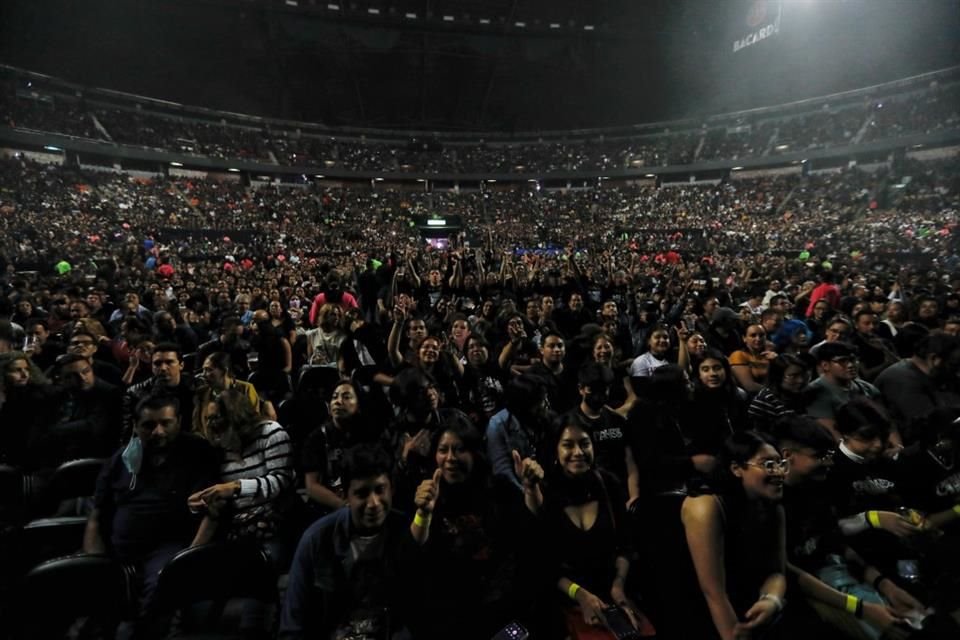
[844,594,859,615]
[567,583,581,601]
[867,511,882,529]
[413,511,431,528]
[952,504,960,516]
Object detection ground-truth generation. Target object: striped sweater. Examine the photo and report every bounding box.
[221,420,295,523]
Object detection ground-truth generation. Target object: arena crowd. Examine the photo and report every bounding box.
[0,103,959,639]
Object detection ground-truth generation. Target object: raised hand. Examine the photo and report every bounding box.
[414,468,443,515]
[512,450,544,489]
[402,428,432,461]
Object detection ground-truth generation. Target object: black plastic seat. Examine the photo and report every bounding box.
[153,542,278,639]
[296,363,341,395]
[13,553,136,639]
[20,516,87,572]
[50,456,106,499]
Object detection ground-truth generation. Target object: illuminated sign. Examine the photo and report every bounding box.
[427,219,446,226]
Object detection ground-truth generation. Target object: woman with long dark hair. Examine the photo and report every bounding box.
[408,419,529,639]
[523,414,655,639]
[748,354,812,434]
[680,431,787,639]
[301,381,377,514]
[687,349,749,456]
[0,351,58,472]
[730,323,776,394]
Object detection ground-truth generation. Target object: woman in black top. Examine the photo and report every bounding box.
[458,334,506,426]
[688,349,750,457]
[524,414,654,638]
[680,431,787,640]
[408,420,526,639]
[301,381,378,514]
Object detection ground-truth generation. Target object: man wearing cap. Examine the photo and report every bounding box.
[804,342,880,436]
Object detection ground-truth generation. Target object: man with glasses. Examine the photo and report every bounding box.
[805,342,881,438]
[66,328,123,387]
[776,415,923,638]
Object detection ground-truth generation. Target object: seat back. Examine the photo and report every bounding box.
[153,542,278,629]
[296,364,341,395]
[15,554,136,638]
[20,516,87,573]
[48,458,107,502]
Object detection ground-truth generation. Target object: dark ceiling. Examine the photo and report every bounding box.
[1,0,958,132]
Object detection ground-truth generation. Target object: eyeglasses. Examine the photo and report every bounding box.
[745,459,790,474]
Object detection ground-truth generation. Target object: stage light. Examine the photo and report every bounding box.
[169,161,183,167]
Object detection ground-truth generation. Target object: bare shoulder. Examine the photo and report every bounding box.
[681,494,720,525]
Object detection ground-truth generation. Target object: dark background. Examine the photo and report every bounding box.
[1,0,957,132]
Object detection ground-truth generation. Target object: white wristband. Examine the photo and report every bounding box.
[838,512,871,536]
[759,593,785,612]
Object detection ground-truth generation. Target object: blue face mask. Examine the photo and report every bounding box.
[121,435,143,488]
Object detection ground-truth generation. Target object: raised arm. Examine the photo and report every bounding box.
[386,303,407,368]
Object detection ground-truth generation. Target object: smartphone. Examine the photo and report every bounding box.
[602,606,642,640]
[490,621,529,640]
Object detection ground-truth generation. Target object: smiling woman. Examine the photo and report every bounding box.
[524,415,656,639]
[679,431,788,639]
[406,418,531,640]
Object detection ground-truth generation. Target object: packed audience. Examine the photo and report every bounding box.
[0,141,959,640]
[2,70,958,174]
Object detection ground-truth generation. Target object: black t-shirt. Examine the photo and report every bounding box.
[301,421,377,495]
[825,449,902,517]
[526,362,579,414]
[573,407,630,485]
[782,483,847,572]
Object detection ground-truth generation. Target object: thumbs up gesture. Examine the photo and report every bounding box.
[512,450,544,490]
[414,468,443,515]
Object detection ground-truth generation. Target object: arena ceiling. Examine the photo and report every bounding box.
[1,0,958,132]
